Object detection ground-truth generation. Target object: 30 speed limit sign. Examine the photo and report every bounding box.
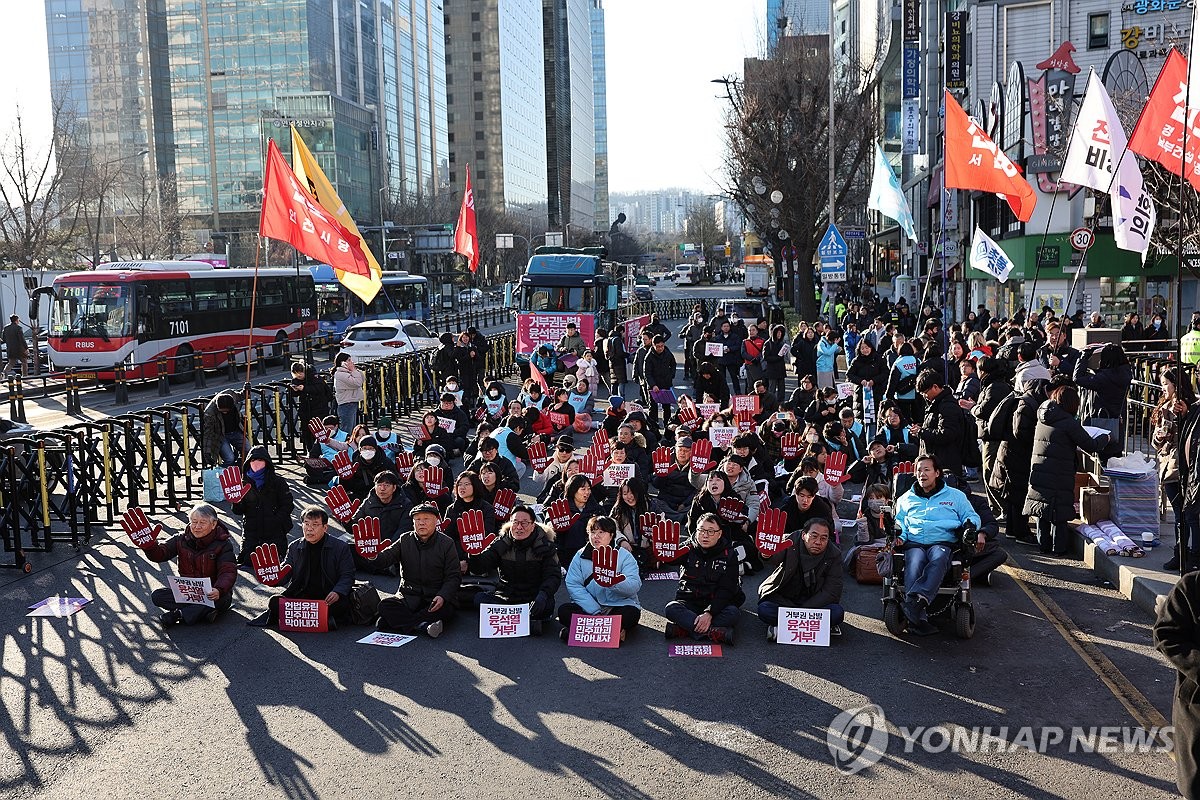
[1070,227,1094,251]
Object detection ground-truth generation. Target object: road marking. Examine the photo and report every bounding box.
[1002,563,1171,738]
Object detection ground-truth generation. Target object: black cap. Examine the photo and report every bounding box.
[410,502,441,518]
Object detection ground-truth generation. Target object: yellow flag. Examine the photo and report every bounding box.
[290,126,383,304]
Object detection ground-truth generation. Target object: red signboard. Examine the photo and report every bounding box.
[278,598,329,633]
[516,313,596,357]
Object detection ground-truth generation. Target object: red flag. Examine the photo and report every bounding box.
[943,90,1037,222]
[528,358,550,394]
[1129,49,1200,191]
[454,165,480,273]
[259,139,370,277]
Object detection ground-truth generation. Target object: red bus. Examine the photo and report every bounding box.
[46,261,317,379]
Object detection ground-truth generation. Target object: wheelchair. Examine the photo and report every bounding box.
[880,518,978,639]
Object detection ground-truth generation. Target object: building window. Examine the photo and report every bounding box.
[446,93,453,104]
[472,31,481,41]
[472,51,481,62]
[476,150,485,160]
[474,91,483,101]
[473,72,482,81]
[475,131,484,140]
[471,11,480,21]
[474,111,483,120]
[1088,13,1108,49]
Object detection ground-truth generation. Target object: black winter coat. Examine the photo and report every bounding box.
[918,392,966,475]
[370,531,460,604]
[762,336,788,379]
[1024,401,1108,521]
[645,347,676,390]
[990,382,1046,501]
[1153,571,1200,799]
[668,535,745,612]
[444,497,499,561]
[1073,358,1133,420]
[289,367,333,427]
[972,377,1014,441]
[468,527,561,603]
[280,534,356,600]
[758,536,843,608]
[340,451,397,501]
[791,334,817,378]
[652,463,699,510]
[693,364,730,406]
[232,462,294,540]
[350,491,412,539]
[846,351,886,416]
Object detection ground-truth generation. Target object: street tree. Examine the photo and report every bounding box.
[719,40,883,319]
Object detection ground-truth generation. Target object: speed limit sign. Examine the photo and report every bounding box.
[1070,227,1094,251]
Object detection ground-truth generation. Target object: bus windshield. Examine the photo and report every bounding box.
[521,285,595,312]
[51,283,133,341]
[316,286,349,321]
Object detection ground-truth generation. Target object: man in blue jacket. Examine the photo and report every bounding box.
[893,454,980,635]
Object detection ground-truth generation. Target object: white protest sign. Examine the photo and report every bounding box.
[480,603,530,638]
[705,342,724,357]
[436,417,457,433]
[709,425,738,449]
[696,402,720,418]
[603,463,636,486]
[836,382,855,400]
[168,576,215,608]
[777,607,831,646]
[357,631,417,648]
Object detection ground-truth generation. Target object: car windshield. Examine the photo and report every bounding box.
[520,285,595,312]
[348,326,399,342]
[316,286,349,321]
[51,283,133,341]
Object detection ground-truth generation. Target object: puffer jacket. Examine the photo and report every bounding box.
[1073,358,1134,420]
[1025,400,1109,521]
[667,534,745,612]
[693,362,730,405]
[144,522,238,600]
[758,535,843,608]
[564,543,642,613]
[232,449,294,539]
[846,350,886,416]
[894,478,981,546]
[333,364,365,405]
[468,526,561,603]
[973,376,1015,441]
[989,379,1047,500]
[370,531,460,605]
[917,391,966,475]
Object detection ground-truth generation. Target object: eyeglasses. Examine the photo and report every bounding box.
[697,527,722,535]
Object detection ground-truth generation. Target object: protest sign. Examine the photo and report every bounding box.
[732,395,759,414]
[708,425,737,449]
[357,631,417,648]
[479,603,530,638]
[436,417,457,433]
[168,576,215,608]
[777,607,831,646]
[644,570,680,581]
[567,614,622,648]
[668,643,724,657]
[278,598,329,633]
[696,402,720,418]
[27,597,91,617]
[603,463,635,486]
[836,382,855,400]
[704,342,723,357]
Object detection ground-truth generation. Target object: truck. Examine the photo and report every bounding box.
[743,254,773,297]
[506,246,623,371]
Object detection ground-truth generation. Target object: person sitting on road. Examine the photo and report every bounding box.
[303,414,349,485]
[478,381,510,428]
[373,416,403,461]
[893,454,981,636]
[651,436,699,517]
[350,471,411,571]
[134,502,238,626]
[660,512,744,645]
[468,504,562,636]
[558,515,643,641]
[757,517,844,639]
[533,345,558,382]
[537,436,577,488]
[482,415,531,479]
[546,387,577,433]
[248,506,356,629]
[466,435,522,494]
[338,436,396,502]
[413,411,452,460]
[443,471,498,575]
[553,473,603,567]
[365,502,461,638]
[778,475,838,540]
[232,445,294,569]
[433,392,472,456]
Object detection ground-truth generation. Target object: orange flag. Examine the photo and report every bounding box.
[528,358,550,394]
[259,139,371,277]
[1129,49,1200,191]
[943,90,1037,222]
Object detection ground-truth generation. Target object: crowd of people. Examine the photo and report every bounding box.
[127,292,1174,645]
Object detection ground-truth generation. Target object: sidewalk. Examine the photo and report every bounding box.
[1074,517,1178,618]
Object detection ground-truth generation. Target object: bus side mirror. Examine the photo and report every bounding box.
[504,283,513,307]
[606,285,618,310]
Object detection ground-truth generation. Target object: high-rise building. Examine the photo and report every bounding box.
[444,0,547,218]
[590,0,608,231]
[45,0,449,246]
[543,0,594,236]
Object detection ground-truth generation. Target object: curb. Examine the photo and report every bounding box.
[1080,534,1177,618]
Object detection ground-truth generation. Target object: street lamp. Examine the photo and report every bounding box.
[93,149,149,267]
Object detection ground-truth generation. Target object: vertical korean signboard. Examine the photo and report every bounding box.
[945,12,967,89]
[903,46,920,99]
[903,0,921,42]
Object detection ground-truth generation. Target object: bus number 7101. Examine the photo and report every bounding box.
[168,320,190,336]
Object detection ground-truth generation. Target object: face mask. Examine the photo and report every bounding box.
[867,499,886,514]
[426,455,442,467]
[489,390,501,398]
[378,430,391,439]
[360,448,377,461]
[448,383,459,391]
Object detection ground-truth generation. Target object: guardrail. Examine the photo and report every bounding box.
[0,329,520,572]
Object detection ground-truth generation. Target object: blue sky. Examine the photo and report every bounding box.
[0,1,764,195]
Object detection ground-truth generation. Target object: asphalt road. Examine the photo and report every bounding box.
[0,284,1182,799]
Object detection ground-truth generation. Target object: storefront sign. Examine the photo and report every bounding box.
[904,0,921,41]
[903,46,921,99]
[945,13,968,89]
[1122,0,1191,13]
[902,99,921,154]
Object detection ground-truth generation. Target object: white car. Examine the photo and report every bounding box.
[458,288,484,305]
[339,319,440,362]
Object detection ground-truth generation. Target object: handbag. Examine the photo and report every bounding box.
[350,581,382,625]
[202,468,224,502]
[854,544,887,585]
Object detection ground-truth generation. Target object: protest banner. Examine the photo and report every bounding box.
[708,425,737,449]
[777,607,831,646]
[668,643,724,657]
[603,463,636,486]
[357,631,418,648]
[168,576,216,608]
[479,603,530,638]
[732,395,759,414]
[278,598,329,633]
[567,614,622,648]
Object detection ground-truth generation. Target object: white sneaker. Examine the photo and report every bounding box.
[766,625,777,641]
[425,619,444,638]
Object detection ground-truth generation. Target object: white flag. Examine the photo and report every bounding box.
[1060,70,1156,262]
[969,227,1015,283]
[867,142,917,242]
